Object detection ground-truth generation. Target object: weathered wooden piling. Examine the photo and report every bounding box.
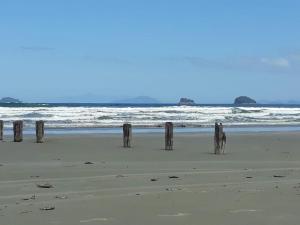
[36,120,44,143]
[214,122,220,154]
[123,123,132,148]
[0,120,3,141]
[214,122,227,154]
[165,122,173,150]
[13,120,23,142]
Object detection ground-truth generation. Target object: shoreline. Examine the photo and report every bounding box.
[2,130,300,141]
[2,125,300,135]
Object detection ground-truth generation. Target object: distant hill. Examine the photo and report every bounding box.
[178,98,196,106]
[114,96,160,104]
[234,96,256,105]
[0,97,22,103]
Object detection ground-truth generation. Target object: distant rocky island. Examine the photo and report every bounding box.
[178,98,196,106]
[234,96,256,105]
[0,97,22,103]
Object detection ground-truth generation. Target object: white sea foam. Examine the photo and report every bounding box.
[1,106,300,128]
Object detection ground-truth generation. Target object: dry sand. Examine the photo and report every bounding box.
[0,132,300,225]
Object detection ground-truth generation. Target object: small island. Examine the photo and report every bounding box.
[178,98,196,106]
[0,97,22,103]
[234,96,256,105]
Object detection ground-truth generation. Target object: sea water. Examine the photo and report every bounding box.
[1,103,300,133]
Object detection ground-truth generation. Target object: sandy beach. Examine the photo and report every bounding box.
[1,132,300,225]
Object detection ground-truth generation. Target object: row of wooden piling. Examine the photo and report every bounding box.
[1,120,225,152]
[123,122,173,150]
[0,120,44,143]
[0,120,174,149]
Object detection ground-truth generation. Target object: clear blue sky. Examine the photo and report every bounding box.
[0,0,300,103]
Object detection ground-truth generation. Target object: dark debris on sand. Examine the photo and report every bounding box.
[40,206,55,211]
[55,195,68,199]
[22,195,36,201]
[37,183,53,188]
[166,187,182,191]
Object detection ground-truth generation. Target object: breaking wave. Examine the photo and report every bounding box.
[1,104,300,129]
[22,112,54,118]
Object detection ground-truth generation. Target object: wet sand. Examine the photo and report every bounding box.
[0,132,300,225]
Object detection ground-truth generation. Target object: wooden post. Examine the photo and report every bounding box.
[13,120,23,142]
[0,120,3,141]
[165,122,173,150]
[123,123,132,148]
[36,120,44,143]
[214,122,220,154]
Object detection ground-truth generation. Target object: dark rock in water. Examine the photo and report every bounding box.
[234,96,256,105]
[178,98,195,106]
[0,97,22,103]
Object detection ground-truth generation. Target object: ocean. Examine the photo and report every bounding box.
[1,103,300,134]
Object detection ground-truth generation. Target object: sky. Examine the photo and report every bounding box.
[0,0,300,103]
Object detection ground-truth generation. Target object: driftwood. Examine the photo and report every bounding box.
[13,120,23,142]
[36,120,44,143]
[123,123,132,148]
[0,120,3,141]
[165,122,173,150]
